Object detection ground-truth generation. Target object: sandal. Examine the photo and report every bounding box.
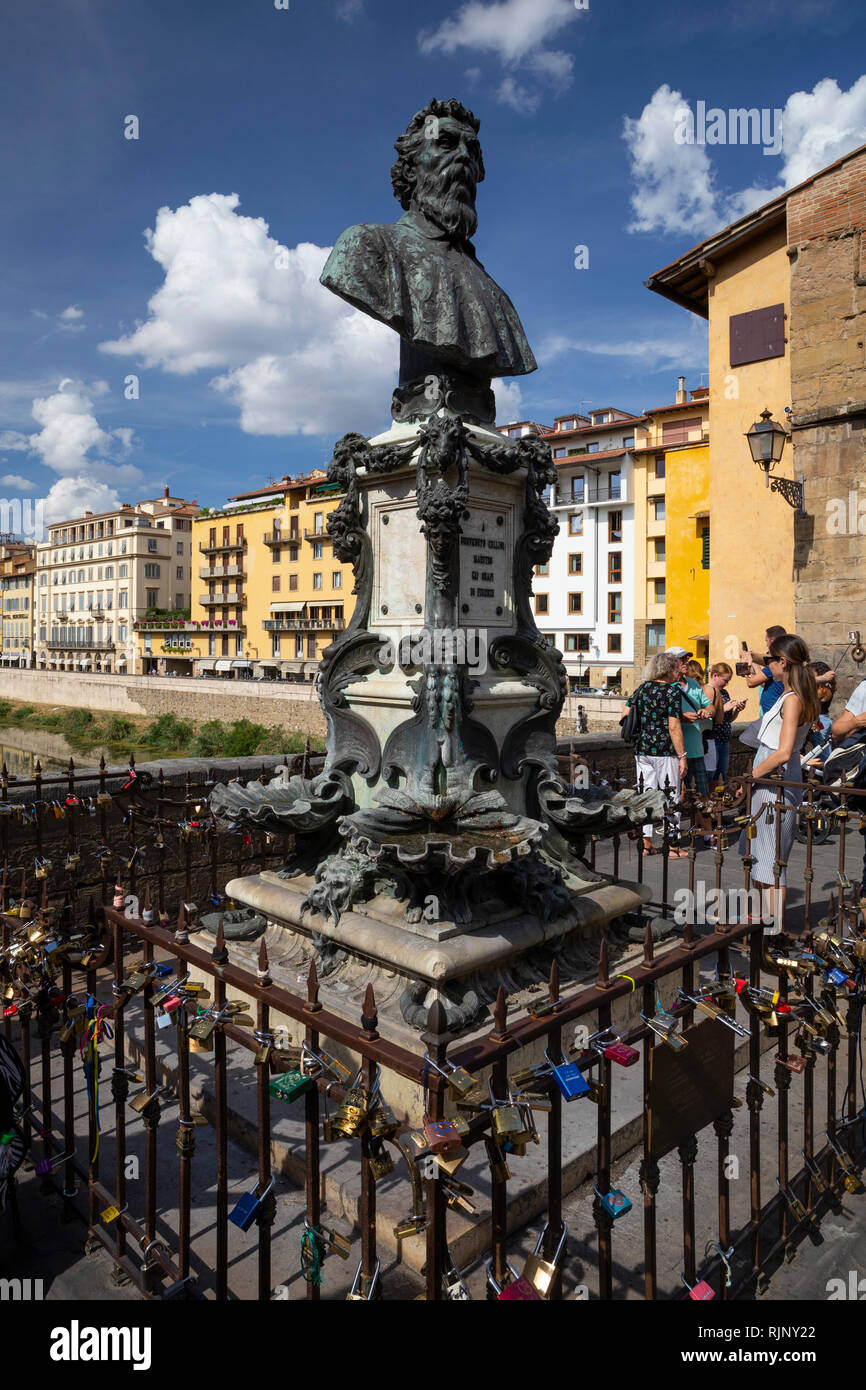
[641,838,658,856]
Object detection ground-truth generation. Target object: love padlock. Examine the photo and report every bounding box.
[682,1274,715,1300]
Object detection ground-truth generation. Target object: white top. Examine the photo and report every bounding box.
[757,689,800,750]
[846,680,866,717]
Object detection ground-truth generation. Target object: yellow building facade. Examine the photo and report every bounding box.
[631,383,709,674]
[135,470,355,680]
[648,211,796,715]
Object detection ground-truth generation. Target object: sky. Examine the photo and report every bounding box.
[2,0,865,519]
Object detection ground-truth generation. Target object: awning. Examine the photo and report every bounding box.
[603,666,622,677]
[270,601,305,613]
[197,659,216,671]
[231,659,253,669]
[688,510,710,519]
[279,660,303,673]
[302,663,319,676]
[256,659,280,669]
[215,659,232,671]
[688,634,710,643]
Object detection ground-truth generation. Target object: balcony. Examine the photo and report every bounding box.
[262,530,299,547]
[198,538,248,554]
[199,564,245,580]
[199,593,247,607]
[263,618,345,632]
[47,640,115,651]
[304,528,330,542]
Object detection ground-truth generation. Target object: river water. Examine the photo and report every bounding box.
[0,726,101,777]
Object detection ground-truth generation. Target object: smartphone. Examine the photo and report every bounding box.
[735,641,750,677]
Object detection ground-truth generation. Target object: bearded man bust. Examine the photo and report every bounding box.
[320,98,536,423]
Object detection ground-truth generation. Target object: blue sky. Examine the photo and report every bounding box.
[1,0,864,518]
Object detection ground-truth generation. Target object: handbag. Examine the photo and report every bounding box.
[619,684,644,745]
[738,719,762,750]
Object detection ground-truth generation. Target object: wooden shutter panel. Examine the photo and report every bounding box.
[729,304,786,366]
[701,526,710,569]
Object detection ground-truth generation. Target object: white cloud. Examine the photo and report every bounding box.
[59,305,85,322]
[0,475,35,491]
[42,477,126,526]
[25,380,141,521]
[464,66,482,83]
[496,76,540,115]
[540,322,707,373]
[0,431,31,452]
[623,85,721,237]
[624,75,866,239]
[420,0,576,63]
[100,192,398,437]
[419,0,581,111]
[494,379,523,422]
[335,0,363,18]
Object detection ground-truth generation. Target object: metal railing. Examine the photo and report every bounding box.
[2,768,864,1301]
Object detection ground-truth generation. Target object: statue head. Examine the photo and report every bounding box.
[391,98,485,243]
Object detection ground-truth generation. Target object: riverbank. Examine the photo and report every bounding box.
[0,696,310,764]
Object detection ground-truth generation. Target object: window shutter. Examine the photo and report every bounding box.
[701,526,710,569]
[729,304,786,367]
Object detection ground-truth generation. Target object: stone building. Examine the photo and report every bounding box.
[645,144,866,709]
[0,539,35,668]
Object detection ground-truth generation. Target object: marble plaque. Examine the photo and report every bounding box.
[375,499,425,623]
[458,503,511,624]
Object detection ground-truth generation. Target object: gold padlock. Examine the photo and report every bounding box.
[521,1222,567,1299]
[331,1087,369,1139]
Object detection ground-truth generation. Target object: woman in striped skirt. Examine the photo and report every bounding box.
[738,634,819,933]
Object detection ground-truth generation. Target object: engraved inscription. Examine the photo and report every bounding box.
[458,506,510,621]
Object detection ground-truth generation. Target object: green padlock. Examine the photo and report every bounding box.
[269,1070,315,1104]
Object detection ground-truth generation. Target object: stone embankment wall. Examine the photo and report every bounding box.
[0,669,327,737]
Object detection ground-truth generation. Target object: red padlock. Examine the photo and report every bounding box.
[604,1040,640,1067]
[3,1004,17,1018]
[683,1276,715,1300]
[498,1277,541,1301]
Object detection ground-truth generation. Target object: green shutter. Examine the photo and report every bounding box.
[701,526,710,569]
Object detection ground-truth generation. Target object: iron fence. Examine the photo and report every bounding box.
[1,769,864,1301]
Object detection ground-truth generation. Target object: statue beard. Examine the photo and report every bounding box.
[412,161,478,243]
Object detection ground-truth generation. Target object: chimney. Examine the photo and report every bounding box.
[675,375,687,404]
[164,485,170,498]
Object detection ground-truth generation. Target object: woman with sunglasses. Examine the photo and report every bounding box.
[738,633,819,933]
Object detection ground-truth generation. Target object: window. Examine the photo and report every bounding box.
[176,566,183,580]
[622,436,635,448]
[564,634,583,652]
[147,539,158,553]
[535,594,549,615]
[313,572,322,591]
[608,511,622,544]
[313,541,323,560]
[272,546,280,563]
[653,499,666,522]
[568,592,582,614]
[654,579,666,604]
[729,303,786,367]
[587,442,599,453]
[146,589,158,607]
[209,635,216,656]
[118,564,127,579]
[144,564,160,578]
[289,574,298,591]
[307,636,317,658]
[568,553,582,574]
[608,633,622,654]
[289,545,298,562]
[272,575,281,592]
[609,471,621,500]
[332,572,342,589]
[120,540,127,554]
[236,523,243,543]
[535,562,549,577]
[118,624,127,642]
[701,525,710,569]
[662,417,702,446]
[553,447,566,459]
[177,542,184,555]
[654,539,666,562]
[608,552,622,584]
[571,477,585,504]
[272,634,281,658]
[568,514,583,536]
[647,623,666,649]
[608,592,622,624]
[654,456,666,478]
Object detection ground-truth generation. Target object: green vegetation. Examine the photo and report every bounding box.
[0,698,311,762]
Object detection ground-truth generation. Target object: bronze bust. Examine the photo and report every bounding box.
[320,97,536,422]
